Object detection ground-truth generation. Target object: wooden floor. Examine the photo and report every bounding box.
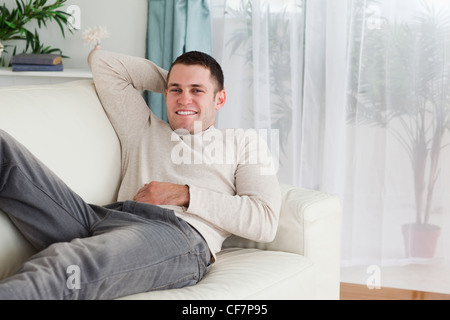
[340,282,450,300]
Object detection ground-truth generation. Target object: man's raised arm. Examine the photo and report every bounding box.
[88,48,168,142]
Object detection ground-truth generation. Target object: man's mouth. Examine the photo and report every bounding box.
[176,111,198,116]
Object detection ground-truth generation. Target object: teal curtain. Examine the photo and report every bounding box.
[146,0,212,122]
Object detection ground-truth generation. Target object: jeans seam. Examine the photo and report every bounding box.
[89,210,112,232]
[0,161,12,190]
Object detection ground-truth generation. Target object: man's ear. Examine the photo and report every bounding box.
[215,89,226,111]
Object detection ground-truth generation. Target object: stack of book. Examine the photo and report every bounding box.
[11,53,63,72]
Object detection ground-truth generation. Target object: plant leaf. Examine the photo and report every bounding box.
[5,21,17,29]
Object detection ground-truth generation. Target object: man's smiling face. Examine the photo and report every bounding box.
[165,63,226,134]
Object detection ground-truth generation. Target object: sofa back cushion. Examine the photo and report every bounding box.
[0,79,121,278]
[0,79,121,204]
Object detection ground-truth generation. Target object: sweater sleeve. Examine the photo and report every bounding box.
[186,132,281,243]
[88,48,168,143]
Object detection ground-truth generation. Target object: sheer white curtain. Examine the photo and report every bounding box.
[339,0,450,290]
[210,0,305,184]
[332,0,449,290]
[211,0,450,293]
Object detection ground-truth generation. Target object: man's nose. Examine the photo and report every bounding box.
[177,91,192,106]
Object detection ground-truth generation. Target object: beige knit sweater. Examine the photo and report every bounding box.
[88,49,281,259]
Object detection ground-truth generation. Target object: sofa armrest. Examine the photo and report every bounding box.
[222,184,342,299]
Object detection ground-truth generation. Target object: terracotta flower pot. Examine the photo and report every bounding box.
[402,223,441,258]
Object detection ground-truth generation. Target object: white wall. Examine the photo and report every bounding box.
[2,0,148,70]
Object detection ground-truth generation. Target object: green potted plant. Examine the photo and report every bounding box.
[0,0,73,66]
[348,2,450,258]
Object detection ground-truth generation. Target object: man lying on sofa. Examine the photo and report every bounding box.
[0,48,281,299]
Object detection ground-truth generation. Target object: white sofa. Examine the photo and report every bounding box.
[0,79,342,300]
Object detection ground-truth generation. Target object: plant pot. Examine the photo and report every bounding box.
[402,223,441,258]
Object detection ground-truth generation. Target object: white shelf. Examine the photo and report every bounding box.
[0,67,92,78]
[0,67,92,87]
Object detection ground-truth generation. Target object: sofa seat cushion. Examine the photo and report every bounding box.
[0,211,36,280]
[118,248,315,300]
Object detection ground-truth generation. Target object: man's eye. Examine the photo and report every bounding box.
[170,89,181,93]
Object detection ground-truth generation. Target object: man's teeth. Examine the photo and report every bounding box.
[176,111,197,115]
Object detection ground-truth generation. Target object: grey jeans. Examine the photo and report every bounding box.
[0,130,210,299]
